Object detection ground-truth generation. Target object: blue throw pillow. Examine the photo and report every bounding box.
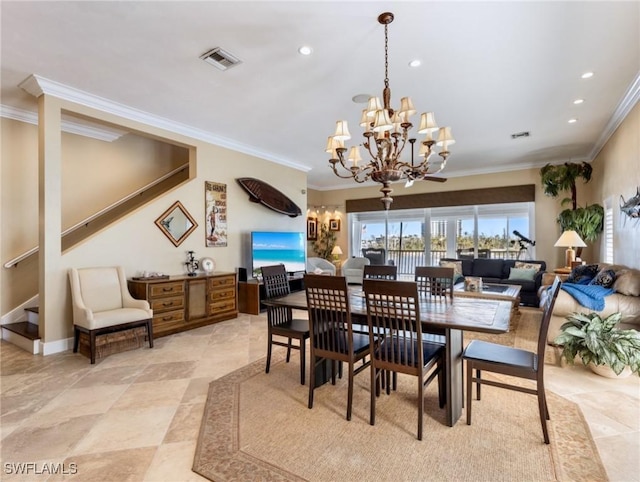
[567,264,599,284]
[589,269,616,288]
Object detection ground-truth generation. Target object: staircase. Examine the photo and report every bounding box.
[1,307,40,354]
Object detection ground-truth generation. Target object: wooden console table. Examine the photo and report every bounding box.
[128,272,237,337]
[238,275,304,315]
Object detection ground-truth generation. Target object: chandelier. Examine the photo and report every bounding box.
[326,12,454,210]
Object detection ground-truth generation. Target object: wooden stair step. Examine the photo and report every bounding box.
[25,306,39,314]
[2,322,40,340]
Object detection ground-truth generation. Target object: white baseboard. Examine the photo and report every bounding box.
[41,337,73,356]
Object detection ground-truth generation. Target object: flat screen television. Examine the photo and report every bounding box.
[251,231,306,278]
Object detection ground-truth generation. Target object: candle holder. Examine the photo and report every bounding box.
[185,250,199,277]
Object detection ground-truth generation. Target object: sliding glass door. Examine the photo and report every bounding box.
[349,202,534,274]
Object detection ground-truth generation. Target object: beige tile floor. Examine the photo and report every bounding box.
[1,309,639,481]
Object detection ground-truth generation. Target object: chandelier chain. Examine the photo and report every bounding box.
[384,24,389,89]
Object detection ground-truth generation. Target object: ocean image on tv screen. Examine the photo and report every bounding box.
[251,231,306,277]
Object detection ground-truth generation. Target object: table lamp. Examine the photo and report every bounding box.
[331,245,343,261]
[554,230,586,268]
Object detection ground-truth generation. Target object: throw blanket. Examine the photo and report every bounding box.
[560,283,614,311]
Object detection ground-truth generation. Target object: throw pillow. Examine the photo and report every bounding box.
[515,261,542,272]
[613,269,640,296]
[508,267,537,281]
[440,260,464,284]
[440,260,462,277]
[567,264,599,284]
[589,269,616,288]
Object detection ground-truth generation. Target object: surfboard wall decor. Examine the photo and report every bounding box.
[236,178,302,218]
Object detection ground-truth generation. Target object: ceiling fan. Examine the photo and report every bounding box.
[405,138,448,188]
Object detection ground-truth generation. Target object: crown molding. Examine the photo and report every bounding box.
[0,104,127,142]
[589,70,640,160]
[17,74,311,173]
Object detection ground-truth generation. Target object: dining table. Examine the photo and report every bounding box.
[263,286,512,427]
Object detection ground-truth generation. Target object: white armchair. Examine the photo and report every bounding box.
[305,257,336,276]
[69,266,153,363]
[342,257,370,285]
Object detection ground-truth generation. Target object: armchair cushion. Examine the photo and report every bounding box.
[306,257,336,276]
[69,266,153,363]
[342,257,370,285]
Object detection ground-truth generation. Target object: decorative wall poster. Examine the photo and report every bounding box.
[205,181,228,247]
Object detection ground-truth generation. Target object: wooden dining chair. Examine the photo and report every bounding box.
[462,276,562,444]
[414,266,460,398]
[262,264,310,385]
[304,274,371,421]
[415,266,454,300]
[363,279,446,440]
[363,264,398,280]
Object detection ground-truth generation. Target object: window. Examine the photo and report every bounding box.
[603,197,614,263]
[349,202,534,274]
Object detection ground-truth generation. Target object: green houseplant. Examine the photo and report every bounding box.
[312,222,337,260]
[540,162,604,249]
[554,312,640,376]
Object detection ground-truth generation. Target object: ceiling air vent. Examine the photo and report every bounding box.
[200,47,242,71]
[511,131,530,139]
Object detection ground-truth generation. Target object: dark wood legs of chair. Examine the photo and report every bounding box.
[310,355,364,421]
[73,319,154,365]
[465,364,550,444]
[266,332,307,385]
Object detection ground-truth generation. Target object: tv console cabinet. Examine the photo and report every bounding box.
[238,275,304,315]
[128,272,237,338]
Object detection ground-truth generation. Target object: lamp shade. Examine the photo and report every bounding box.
[418,112,438,134]
[331,246,343,256]
[554,230,586,248]
[333,120,351,141]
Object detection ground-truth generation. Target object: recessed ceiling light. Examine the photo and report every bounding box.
[408,59,421,68]
[568,118,578,124]
[298,45,313,56]
[573,99,584,105]
[581,72,594,79]
[352,94,370,104]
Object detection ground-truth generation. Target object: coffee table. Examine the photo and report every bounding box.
[453,282,522,315]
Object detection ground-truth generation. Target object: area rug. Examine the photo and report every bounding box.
[193,309,606,481]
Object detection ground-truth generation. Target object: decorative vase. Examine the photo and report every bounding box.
[588,363,632,379]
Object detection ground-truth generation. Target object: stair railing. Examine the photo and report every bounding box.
[3,163,188,269]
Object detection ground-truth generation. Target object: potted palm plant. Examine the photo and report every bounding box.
[554,312,640,377]
[540,162,604,253]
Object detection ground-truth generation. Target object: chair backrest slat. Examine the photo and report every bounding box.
[537,276,562,366]
[261,264,291,299]
[364,264,398,280]
[305,275,353,356]
[261,264,293,328]
[363,279,422,372]
[415,266,454,300]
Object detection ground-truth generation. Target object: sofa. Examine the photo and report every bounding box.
[440,257,547,307]
[540,263,640,344]
[341,257,370,285]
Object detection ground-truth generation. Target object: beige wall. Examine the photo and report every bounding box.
[309,169,563,267]
[586,102,640,269]
[1,99,307,345]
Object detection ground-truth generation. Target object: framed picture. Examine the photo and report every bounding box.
[307,217,318,241]
[205,181,228,247]
[329,218,341,231]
